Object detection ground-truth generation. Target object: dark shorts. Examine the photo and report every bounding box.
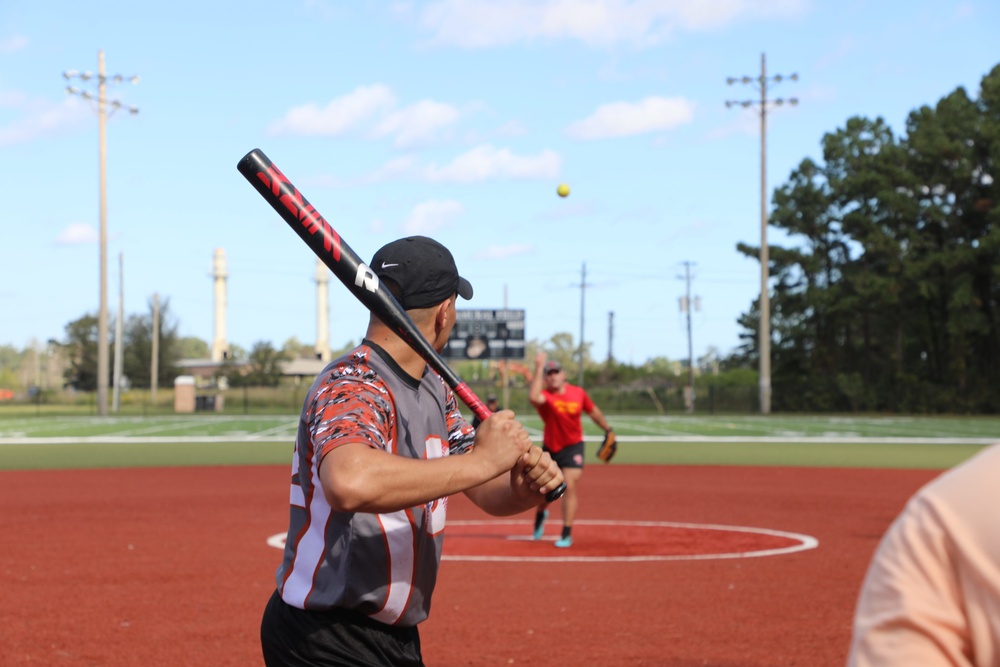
[543,442,585,469]
[260,589,423,667]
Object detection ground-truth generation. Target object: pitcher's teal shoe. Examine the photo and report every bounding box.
[532,510,548,540]
[554,535,573,548]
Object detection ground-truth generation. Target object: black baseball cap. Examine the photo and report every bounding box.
[370,236,473,310]
[544,360,562,373]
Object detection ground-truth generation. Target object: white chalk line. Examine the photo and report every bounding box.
[1,435,993,445]
[265,519,819,563]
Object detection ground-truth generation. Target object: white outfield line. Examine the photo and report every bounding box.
[0,435,297,445]
[0,434,994,445]
[583,435,997,445]
[528,434,994,445]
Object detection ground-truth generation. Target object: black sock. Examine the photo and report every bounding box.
[561,526,572,539]
[534,511,546,531]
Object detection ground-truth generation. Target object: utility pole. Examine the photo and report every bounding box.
[576,262,589,387]
[726,52,798,415]
[64,51,139,416]
[607,311,614,367]
[112,253,124,413]
[151,293,159,406]
[679,262,698,413]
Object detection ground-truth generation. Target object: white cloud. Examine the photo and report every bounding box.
[373,99,461,147]
[267,85,465,147]
[475,244,534,259]
[0,35,29,52]
[0,90,27,107]
[55,223,98,246]
[0,97,89,147]
[566,96,694,139]
[322,146,558,186]
[416,0,808,48]
[267,84,396,136]
[402,200,465,234]
[424,144,560,182]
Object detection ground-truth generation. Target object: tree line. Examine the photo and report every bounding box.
[1,309,714,400]
[0,298,335,394]
[730,63,1000,412]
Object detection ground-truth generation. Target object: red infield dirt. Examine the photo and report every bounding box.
[0,464,938,667]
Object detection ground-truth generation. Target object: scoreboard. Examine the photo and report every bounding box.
[441,309,525,360]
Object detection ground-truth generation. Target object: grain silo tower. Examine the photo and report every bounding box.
[211,248,229,362]
[315,259,331,361]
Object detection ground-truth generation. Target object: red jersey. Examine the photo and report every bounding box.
[535,384,594,453]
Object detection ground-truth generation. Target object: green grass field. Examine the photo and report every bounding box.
[1,412,996,471]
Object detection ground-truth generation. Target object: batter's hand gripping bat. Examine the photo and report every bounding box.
[237,148,566,502]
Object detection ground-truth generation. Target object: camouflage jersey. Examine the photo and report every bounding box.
[274,340,475,627]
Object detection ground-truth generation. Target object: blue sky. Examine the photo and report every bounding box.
[1,0,996,365]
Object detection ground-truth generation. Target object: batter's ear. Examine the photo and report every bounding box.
[434,297,452,330]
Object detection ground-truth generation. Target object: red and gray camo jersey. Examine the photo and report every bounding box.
[275,341,475,627]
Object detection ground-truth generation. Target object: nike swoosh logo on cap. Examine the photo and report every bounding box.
[381,262,399,268]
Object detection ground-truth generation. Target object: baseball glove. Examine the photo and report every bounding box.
[596,429,617,463]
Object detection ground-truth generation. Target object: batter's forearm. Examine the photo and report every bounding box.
[320,444,498,513]
[465,473,541,516]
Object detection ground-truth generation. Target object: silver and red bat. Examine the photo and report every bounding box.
[237,148,565,502]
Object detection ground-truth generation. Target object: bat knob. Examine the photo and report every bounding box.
[545,482,567,503]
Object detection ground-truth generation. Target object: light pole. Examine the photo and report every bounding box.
[64,51,139,416]
[725,53,798,415]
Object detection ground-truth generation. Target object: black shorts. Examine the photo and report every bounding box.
[544,442,585,469]
[260,589,423,667]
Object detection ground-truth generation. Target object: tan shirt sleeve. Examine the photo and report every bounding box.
[847,443,1000,667]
